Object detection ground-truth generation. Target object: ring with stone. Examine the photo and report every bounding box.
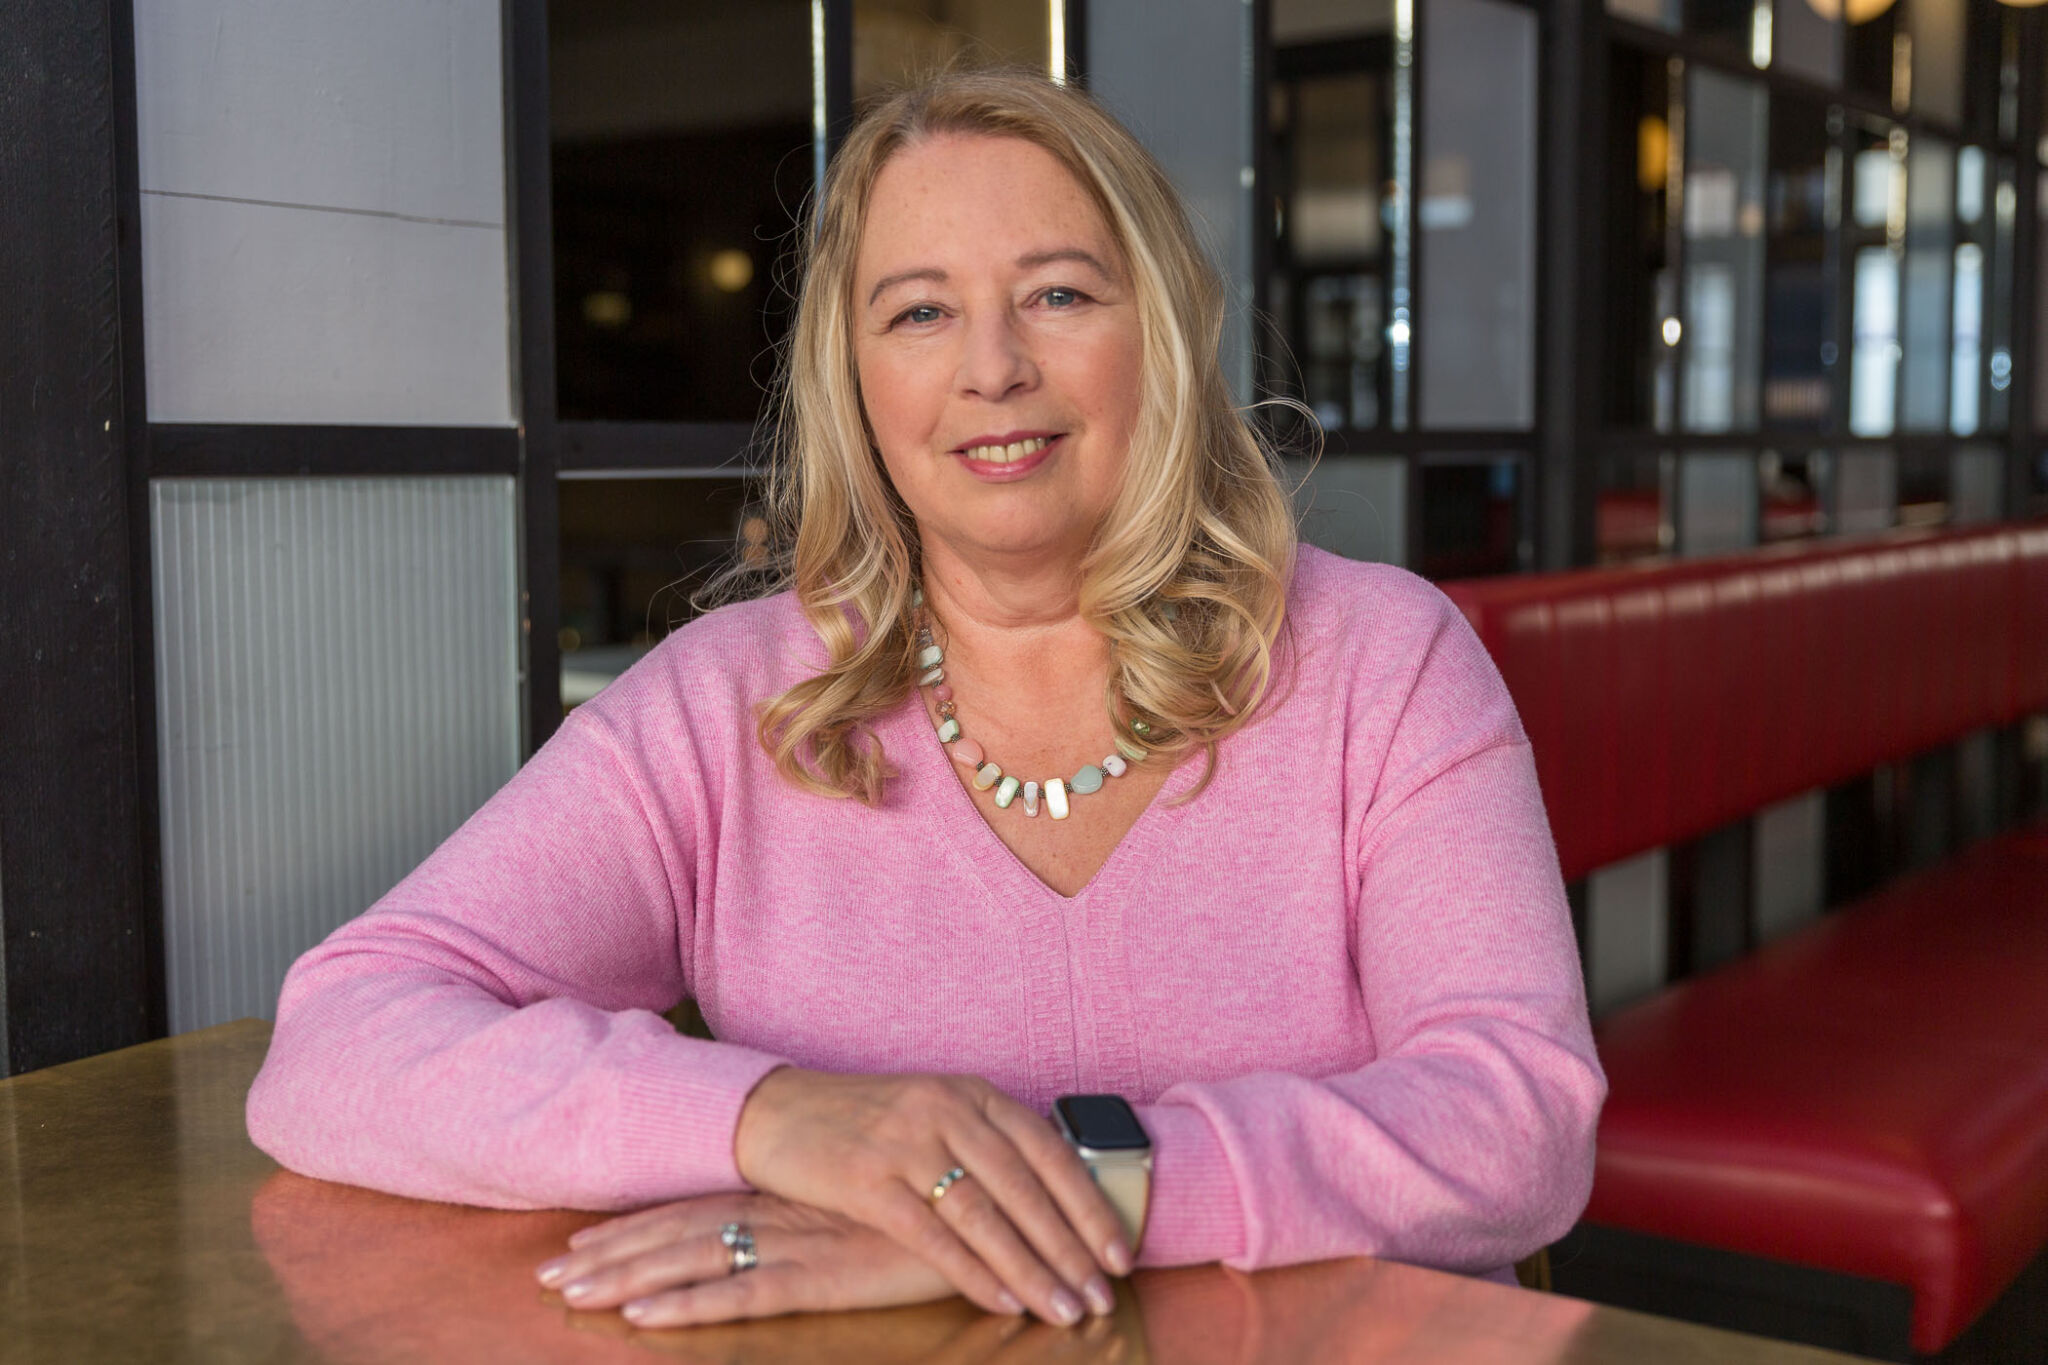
[720,1221,758,1274]
[929,1166,969,1202]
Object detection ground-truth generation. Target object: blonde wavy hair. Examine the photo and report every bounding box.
[750,69,1298,804]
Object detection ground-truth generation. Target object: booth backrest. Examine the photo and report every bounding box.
[1441,524,2048,883]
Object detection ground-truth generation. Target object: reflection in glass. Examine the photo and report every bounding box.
[1897,445,1949,525]
[1764,97,1835,431]
[1760,450,1828,541]
[1419,458,1525,579]
[1607,50,1678,430]
[1596,451,1674,563]
[1417,0,1536,429]
[1268,5,1393,432]
[558,475,760,709]
[1773,0,1843,86]
[1834,446,1898,531]
[1899,136,1954,432]
[550,2,814,422]
[854,0,1056,100]
[1847,122,1903,436]
[1681,68,1766,432]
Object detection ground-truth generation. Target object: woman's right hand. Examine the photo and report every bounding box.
[733,1067,1131,1326]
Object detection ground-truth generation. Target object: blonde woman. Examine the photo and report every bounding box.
[247,72,1603,1330]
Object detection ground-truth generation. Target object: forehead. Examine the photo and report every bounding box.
[854,133,1122,280]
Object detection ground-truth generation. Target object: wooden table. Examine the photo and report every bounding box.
[0,1021,1876,1364]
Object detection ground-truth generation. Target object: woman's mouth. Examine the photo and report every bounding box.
[954,433,1061,480]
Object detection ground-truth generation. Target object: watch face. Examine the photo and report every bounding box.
[1055,1095,1150,1151]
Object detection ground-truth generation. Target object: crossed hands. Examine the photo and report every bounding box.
[535,1068,1133,1330]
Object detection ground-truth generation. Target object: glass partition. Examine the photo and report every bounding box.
[550,1,814,422]
[1417,0,1536,429]
[1681,67,1768,432]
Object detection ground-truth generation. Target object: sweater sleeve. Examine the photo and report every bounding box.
[244,704,789,1211]
[1133,586,1606,1273]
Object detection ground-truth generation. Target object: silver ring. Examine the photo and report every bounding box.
[930,1166,969,1202]
[720,1221,758,1274]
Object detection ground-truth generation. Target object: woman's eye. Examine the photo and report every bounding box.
[896,305,943,327]
[1043,287,1080,308]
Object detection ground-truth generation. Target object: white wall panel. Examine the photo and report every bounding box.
[134,0,504,226]
[133,0,513,425]
[152,478,521,1033]
[142,194,511,425]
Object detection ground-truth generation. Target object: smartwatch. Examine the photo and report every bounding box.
[1053,1094,1152,1252]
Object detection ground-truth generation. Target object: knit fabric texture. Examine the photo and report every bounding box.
[246,546,1605,1278]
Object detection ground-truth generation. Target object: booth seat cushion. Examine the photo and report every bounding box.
[1586,822,2048,1353]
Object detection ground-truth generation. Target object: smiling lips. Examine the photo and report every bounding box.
[957,434,1055,464]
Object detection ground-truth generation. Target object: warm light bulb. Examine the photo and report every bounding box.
[1804,0,1901,23]
[1638,117,1669,195]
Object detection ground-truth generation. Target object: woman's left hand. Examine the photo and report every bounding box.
[536,1192,957,1328]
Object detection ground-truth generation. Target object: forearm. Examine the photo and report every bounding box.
[1134,1013,1603,1272]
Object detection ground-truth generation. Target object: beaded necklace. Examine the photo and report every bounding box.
[913,590,1150,820]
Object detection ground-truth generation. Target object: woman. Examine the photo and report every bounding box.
[246,71,1603,1332]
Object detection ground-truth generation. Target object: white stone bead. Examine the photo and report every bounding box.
[918,644,943,669]
[1022,781,1039,816]
[1102,754,1128,778]
[1045,777,1070,820]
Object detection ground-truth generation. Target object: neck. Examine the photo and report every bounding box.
[917,537,1106,683]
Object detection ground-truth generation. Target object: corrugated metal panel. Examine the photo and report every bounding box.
[152,478,522,1033]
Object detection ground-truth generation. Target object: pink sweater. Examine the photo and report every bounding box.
[246,547,1604,1278]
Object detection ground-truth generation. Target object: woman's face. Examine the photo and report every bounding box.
[851,133,1145,574]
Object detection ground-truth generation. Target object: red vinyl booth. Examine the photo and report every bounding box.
[1443,523,2048,1354]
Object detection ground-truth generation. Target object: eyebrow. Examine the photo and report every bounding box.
[864,248,1119,307]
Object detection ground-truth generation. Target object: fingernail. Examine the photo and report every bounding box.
[562,1280,595,1305]
[622,1300,650,1323]
[1105,1239,1132,1276]
[1082,1275,1115,1316]
[536,1257,568,1287]
[1050,1287,1084,1326]
[997,1289,1026,1315]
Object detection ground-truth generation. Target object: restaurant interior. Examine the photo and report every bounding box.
[4,0,2047,1361]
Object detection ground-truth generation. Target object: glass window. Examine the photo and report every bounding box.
[558,474,761,709]
[1844,0,1902,110]
[1833,446,1898,530]
[1677,451,1759,555]
[550,2,814,422]
[1268,6,1394,432]
[1773,0,1843,86]
[1948,445,2003,523]
[1681,68,1767,433]
[1684,0,1763,60]
[855,1,1057,99]
[1760,449,1828,541]
[1899,135,1954,432]
[1764,95,1836,431]
[1609,0,1681,32]
[1418,457,1526,579]
[1896,445,1948,524]
[1287,456,1408,565]
[1983,156,2016,431]
[1417,0,1537,430]
[1606,49,1680,430]
[1847,121,1903,437]
[1596,450,1675,562]
[1905,0,1965,126]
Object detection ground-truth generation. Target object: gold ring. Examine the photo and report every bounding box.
[930,1166,969,1201]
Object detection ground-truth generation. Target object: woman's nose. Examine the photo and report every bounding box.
[955,309,1038,401]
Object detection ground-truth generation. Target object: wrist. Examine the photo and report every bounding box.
[732,1064,801,1188]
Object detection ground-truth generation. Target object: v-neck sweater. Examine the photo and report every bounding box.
[247,546,1605,1279]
